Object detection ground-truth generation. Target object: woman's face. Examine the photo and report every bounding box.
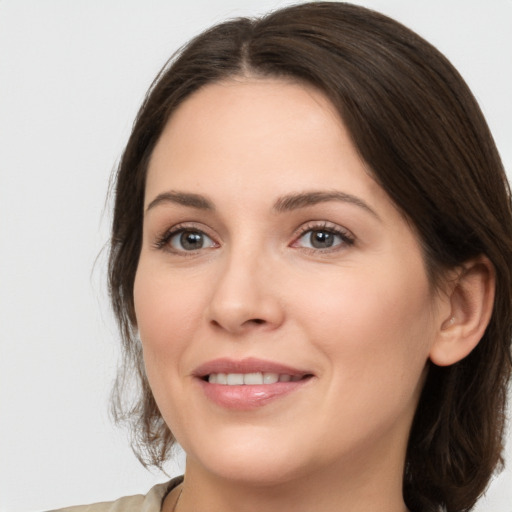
[134,79,449,485]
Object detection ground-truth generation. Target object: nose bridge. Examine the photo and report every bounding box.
[207,236,283,333]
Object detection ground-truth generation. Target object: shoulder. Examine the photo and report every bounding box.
[47,477,183,512]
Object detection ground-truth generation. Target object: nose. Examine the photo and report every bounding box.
[206,249,285,335]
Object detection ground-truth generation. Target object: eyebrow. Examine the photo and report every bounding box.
[145,189,379,219]
[145,191,215,213]
[273,191,380,219]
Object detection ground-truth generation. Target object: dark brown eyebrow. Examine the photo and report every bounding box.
[145,191,214,213]
[145,189,378,219]
[273,191,380,219]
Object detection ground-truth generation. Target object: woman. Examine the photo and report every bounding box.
[60,2,512,511]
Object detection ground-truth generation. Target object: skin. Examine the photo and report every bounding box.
[134,78,455,512]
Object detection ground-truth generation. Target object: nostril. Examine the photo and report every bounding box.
[210,318,265,327]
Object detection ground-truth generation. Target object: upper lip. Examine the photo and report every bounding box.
[193,357,311,378]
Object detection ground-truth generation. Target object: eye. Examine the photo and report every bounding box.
[298,230,342,249]
[293,224,354,251]
[167,229,216,252]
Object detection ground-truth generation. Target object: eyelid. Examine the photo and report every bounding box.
[153,222,220,253]
[290,221,355,251]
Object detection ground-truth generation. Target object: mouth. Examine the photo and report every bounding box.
[204,372,307,385]
[194,357,313,383]
[193,358,314,410]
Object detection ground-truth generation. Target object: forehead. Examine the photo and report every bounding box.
[145,78,380,202]
[152,77,344,158]
[166,76,339,125]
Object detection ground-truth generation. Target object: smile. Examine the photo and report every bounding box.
[207,372,303,385]
[194,358,314,409]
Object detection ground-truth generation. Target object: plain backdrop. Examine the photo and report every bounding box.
[1,1,511,511]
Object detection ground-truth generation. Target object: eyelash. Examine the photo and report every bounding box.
[153,223,218,253]
[153,221,355,254]
[291,221,355,252]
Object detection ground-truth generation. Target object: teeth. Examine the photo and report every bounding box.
[207,372,301,385]
[263,372,279,384]
[227,373,244,385]
[244,372,263,385]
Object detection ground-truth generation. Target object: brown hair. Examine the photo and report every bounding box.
[108,3,512,511]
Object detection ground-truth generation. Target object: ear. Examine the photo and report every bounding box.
[429,256,495,367]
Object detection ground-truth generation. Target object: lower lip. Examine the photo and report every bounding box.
[198,379,310,410]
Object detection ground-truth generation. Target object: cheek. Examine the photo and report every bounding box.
[132,261,206,433]
[296,260,435,384]
[133,262,204,366]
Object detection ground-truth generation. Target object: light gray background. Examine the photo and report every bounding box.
[1,1,511,511]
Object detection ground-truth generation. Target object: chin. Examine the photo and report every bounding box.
[182,428,315,486]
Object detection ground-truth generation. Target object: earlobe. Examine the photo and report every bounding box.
[429,256,495,367]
